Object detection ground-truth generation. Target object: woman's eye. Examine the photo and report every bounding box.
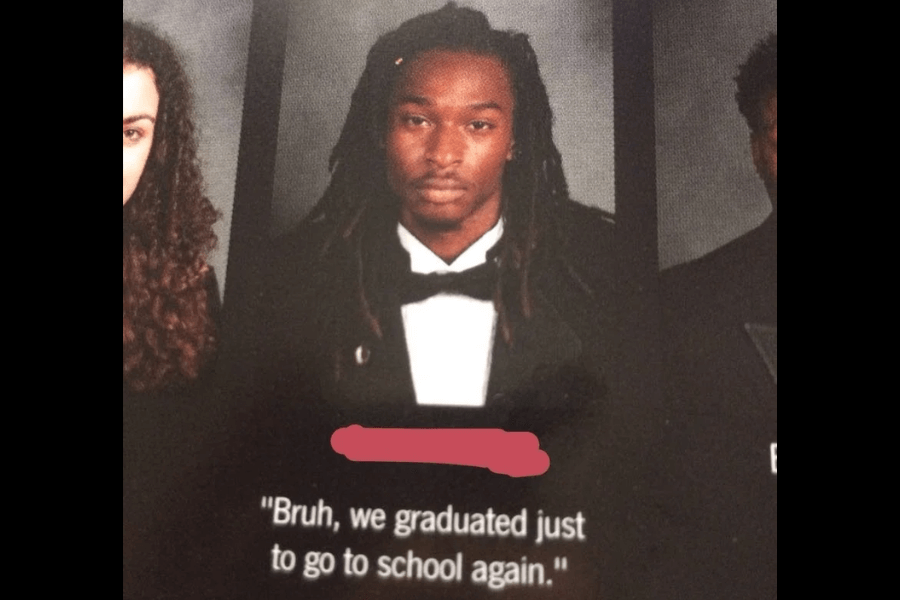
[124,129,143,144]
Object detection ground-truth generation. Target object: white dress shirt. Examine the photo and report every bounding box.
[397,220,504,407]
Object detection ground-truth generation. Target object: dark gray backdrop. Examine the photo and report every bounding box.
[270,0,613,238]
[123,0,254,297]
[654,0,776,269]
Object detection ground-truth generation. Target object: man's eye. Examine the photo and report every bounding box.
[404,116,428,126]
[470,121,493,131]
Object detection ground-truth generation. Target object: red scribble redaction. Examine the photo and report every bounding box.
[330,425,550,477]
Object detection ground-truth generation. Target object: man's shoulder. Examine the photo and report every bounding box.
[668,214,774,272]
[535,200,616,304]
[553,200,616,261]
[661,215,777,324]
[558,200,616,232]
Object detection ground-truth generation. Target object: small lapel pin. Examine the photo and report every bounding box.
[354,344,371,366]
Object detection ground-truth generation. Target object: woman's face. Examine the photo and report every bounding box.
[123,65,159,205]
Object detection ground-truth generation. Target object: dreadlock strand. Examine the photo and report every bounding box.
[340,201,368,242]
[354,231,383,340]
[519,187,539,319]
[494,270,513,346]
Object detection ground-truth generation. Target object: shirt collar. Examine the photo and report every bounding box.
[397,219,504,275]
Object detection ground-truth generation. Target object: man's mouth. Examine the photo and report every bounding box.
[415,177,467,191]
[413,177,468,203]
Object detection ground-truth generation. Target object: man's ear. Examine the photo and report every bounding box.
[506,140,515,161]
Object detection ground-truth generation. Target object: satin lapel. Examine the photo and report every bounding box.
[485,287,584,416]
[327,218,417,420]
[483,249,614,434]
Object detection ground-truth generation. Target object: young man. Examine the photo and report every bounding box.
[258,4,615,432]
[656,33,777,599]
[662,32,776,325]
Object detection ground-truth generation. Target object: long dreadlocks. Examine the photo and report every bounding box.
[306,2,576,350]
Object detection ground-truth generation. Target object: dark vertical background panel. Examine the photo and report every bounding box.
[614,0,657,286]
[610,2,665,594]
[218,0,289,372]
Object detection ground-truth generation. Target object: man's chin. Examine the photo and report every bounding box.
[410,212,464,232]
[403,202,467,232]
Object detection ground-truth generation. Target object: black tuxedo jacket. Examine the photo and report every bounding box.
[254,200,617,435]
[653,214,777,599]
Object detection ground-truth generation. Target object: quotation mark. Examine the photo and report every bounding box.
[553,557,568,571]
[261,496,274,509]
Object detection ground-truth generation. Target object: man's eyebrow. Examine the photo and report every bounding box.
[394,94,430,106]
[123,114,156,125]
[394,96,506,112]
[467,101,503,111]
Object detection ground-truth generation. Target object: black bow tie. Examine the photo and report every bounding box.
[398,261,498,304]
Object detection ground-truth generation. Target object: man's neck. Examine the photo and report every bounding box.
[400,210,502,264]
[398,218,503,274]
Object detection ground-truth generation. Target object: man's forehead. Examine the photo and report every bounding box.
[393,93,506,113]
[391,48,515,110]
[396,49,507,73]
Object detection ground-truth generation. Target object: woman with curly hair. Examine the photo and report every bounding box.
[123,20,219,393]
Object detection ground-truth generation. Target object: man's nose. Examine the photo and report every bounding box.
[425,125,464,168]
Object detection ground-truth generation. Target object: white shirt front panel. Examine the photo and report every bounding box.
[397,221,503,407]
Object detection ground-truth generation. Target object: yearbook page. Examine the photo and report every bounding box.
[123,1,776,598]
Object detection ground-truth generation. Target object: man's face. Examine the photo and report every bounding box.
[386,49,515,235]
[752,91,777,208]
[123,65,159,205]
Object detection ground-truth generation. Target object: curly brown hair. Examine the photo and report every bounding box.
[123,20,219,393]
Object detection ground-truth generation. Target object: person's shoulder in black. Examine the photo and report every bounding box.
[661,214,776,329]
[649,32,777,600]
[551,200,616,286]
